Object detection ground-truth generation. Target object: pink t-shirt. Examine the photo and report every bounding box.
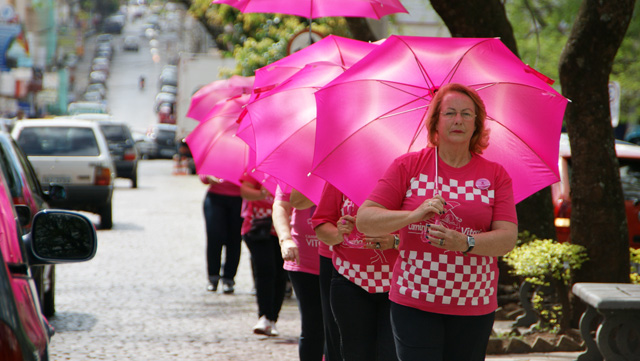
[312,183,398,294]
[367,147,517,316]
[240,173,276,236]
[199,174,241,196]
[276,188,320,275]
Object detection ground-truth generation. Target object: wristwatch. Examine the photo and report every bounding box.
[463,235,475,255]
[393,235,400,250]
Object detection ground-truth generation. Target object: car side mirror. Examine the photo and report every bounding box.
[26,210,97,264]
[14,204,31,228]
[44,184,67,201]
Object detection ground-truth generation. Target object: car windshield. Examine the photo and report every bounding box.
[100,124,130,142]
[18,127,100,156]
[156,130,175,142]
[620,159,640,201]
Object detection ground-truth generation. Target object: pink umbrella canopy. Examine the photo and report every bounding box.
[312,35,569,206]
[246,61,352,204]
[185,94,251,186]
[211,0,407,19]
[238,35,379,149]
[187,75,254,121]
[237,35,379,151]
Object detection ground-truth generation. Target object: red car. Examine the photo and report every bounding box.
[552,133,640,248]
[0,171,97,360]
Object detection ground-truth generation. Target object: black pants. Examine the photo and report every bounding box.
[319,255,343,361]
[243,233,287,321]
[390,302,494,361]
[203,192,242,282]
[330,270,398,361]
[288,270,324,361]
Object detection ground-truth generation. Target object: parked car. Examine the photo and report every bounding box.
[552,133,640,248]
[131,127,156,159]
[123,35,140,51]
[0,170,97,361]
[154,91,176,112]
[147,123,178,159]
[0,132,65,317]
[67,101,108,115]
[158,103,176,124]
[71,114,139,188]
[12,118,116,229]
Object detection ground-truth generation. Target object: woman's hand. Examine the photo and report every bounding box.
[422,224,466,252]
[280,238,300,264]
[409,195,447,223]
[364,234,396,250]
[337,215,356,240]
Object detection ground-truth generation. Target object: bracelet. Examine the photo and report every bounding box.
[393,234,400,250]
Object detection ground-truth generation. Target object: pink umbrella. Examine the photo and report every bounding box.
[312,35,569,206]
[211,0,407,20]
[187,75,254,122]
[185,94,251,186]
[237,35,379,150]
[246,61,351,204]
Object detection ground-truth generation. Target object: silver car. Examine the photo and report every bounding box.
[12,118,116,229]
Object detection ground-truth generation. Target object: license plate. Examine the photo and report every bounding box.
[42,175,71,183]
[160,149,175,156]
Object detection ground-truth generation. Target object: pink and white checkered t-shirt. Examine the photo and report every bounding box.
[312,183,398,294]
[367,148,517,316]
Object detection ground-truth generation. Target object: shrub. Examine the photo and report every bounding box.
[503,238,588,333]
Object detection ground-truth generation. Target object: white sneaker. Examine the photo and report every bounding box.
[268,320,279,337]
[253,316,271,336]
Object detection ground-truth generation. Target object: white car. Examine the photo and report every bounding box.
[12,118,116,229]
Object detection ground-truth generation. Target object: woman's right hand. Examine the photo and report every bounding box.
[280,238,300,264]
[410,195,447,222]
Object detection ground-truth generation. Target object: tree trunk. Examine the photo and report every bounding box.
[559,0,634,285]
[430,0,556,239]
[345,18,378,42]
[430,0,518,54]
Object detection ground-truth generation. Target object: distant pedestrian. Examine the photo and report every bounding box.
[272,186,324,360]
[200,175,243,294]
[240,173,286,337]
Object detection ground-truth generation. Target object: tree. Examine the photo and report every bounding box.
[430,0,558,240]
[559,1,634,287]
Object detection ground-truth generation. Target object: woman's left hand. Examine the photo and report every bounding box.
[364,234,395,250]
[423,224,466,252]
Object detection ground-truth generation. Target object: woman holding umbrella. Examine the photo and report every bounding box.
[357,83,518,360]
[272,187,326,360]
[240,173,287,336]
[312,183,399,361]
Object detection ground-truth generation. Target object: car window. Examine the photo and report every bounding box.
[11,139,44,196]
[157,130,176,142]
[620,159,640,200]
[100,124,130,142]
[17,127,100,156]
[0,143,20,196]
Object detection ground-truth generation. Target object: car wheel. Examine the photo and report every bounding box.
[43,266,56,317]
[99,202,113,229]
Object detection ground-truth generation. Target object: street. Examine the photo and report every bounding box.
[46,6,582,361]
[48,9,301,361]
[48,161,301,360]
